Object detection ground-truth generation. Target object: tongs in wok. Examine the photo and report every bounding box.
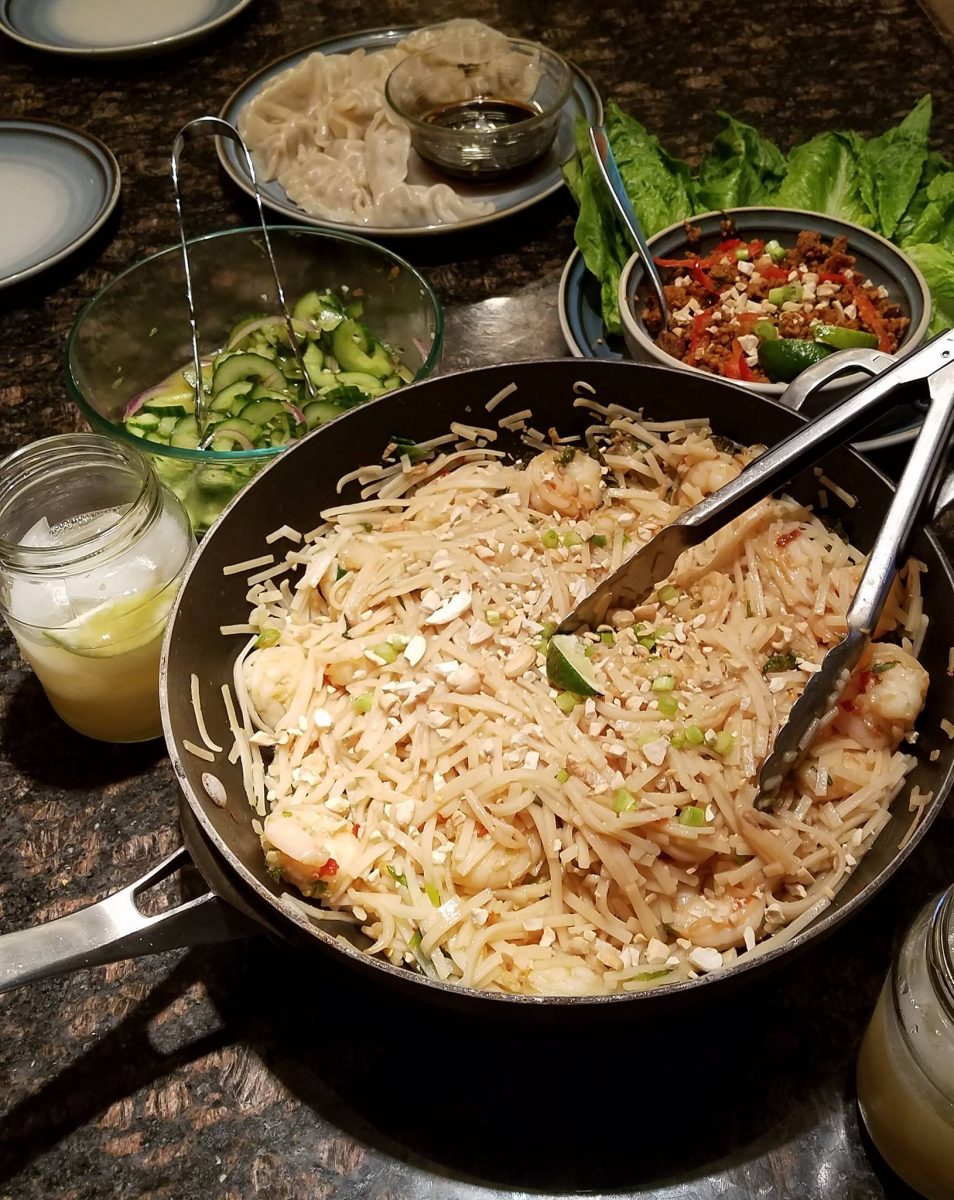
[556,329,954,807]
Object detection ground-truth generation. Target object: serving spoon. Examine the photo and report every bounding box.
[586,124,670,325]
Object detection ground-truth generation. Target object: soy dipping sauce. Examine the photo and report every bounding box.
[423,97,540,133]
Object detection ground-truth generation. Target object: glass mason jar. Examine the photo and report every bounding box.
[857,885,954,1200]
[0,434,195,743]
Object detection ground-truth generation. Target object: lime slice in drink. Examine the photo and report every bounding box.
[45,585,174,658]
[546,633,604,696]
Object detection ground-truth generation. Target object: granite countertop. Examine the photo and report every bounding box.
[1,1,953,1197]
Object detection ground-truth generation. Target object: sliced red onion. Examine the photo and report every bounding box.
[282,400,306,427]
[211,429,255,451]
[411,336,432,363]
[123,381,169,419]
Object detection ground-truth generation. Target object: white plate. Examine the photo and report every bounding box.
[558,248,923,454]
[0,119,120,289]
[217,25,602,237]
[0,0,253,58]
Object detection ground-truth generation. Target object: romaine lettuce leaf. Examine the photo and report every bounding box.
[894,150,951,244]
[899,170,954,252]
[696,113,787,211]
[864,95,932,238]
[900,242,954,336]
[775,132,876,227]
[603,102,697,237]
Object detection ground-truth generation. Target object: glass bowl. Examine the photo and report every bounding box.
[66,226,443,535]
[385,35,573,179]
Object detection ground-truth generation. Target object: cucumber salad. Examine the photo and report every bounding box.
[122,287,414,533]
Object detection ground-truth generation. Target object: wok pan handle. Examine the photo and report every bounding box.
[0,847,256,995]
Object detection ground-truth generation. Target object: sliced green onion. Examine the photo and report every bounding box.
[656,694,679,718]
[599,630,616,646]
[352,691,373,713]
[556,691,582,714]
[387,864,408,887]
[734,246,750,261]
[409,930,423,950]
[763,652,798,673]
[638,633,657,651]
[754,318,777,341]
[485,610,501,626]
[652,674,675,692]
[563,530,584,547]
[335,565,348,580]
[685,724,705,746]
[424,882,441,907]
[765,239,786,263]
[589,533,608,548]
[657,584,680,604]
[556,768,570,784]
[768,282,803,307]
[612,787,638,813]
[713,730,735,756]
[679,805,706,826]
[670,729,687,749]
[872,660,898,674]
[255,628,281,649]
[584,646,596,659]
[541,528,560,549]
[633,968,672,981]
[371,641,399,664]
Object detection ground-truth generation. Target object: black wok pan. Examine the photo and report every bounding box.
[2,359,952,1010]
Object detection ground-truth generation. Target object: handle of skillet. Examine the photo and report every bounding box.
[676,331,954,544]
[0,847,256,995]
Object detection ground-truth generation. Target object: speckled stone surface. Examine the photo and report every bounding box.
[1,1,953,1197]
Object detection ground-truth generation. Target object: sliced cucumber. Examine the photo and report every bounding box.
[303,400,345,429]
[212,351,282,394]
[157,415,179,438]
[128,411,160,432]
[170,416,201,448]
[209,380,253,413]
[332,320,393,379]
[293,290,344,330]
[142,392,192,417]
[336,370,384,395]
[303,343,324,381]
[240,399,286,426]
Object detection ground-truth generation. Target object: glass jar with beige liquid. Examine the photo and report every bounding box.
[856,885,954,1200]
[0,434,194,742]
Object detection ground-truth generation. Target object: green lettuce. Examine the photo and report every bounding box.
[899,242,954,336]
[864,94,932,238]
[602,102,697,238]
[899,170,954,251]
[775,132,876,227]
[894,150,952,244]
[696,113,787,211]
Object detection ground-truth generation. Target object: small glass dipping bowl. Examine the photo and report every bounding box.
[385,35,573,179]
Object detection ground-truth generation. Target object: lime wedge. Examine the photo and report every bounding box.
[757,338,833,383]
[45,585,174,658]
[546,633,603,696]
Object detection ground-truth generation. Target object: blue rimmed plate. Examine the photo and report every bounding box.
[558,248,923,454]
[217,26,602,237]
[0,0,253,58]
[0,119,120,289]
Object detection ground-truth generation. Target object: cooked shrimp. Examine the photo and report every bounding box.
[528,961,603,995]
[678,455,741,500]
[526,448,604,518]
[452,831,543,890]
[244,643,307,728]
[671,887,765,950]
[263,806,362,896]
[833,644,929,751]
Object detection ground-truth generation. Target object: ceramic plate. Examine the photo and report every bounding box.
[0,120,120,289]
[0,0,253,58]
[558,248,923,454]
[218,26,602,237]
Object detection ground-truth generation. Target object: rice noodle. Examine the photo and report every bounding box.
[226,405,930,997]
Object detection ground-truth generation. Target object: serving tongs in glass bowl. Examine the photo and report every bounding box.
[170,116,317,433]
[556,329,954,806]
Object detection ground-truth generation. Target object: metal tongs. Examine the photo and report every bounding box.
[556,329,954,807]
[170,116,317,433]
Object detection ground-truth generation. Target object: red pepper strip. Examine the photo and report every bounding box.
[687,310,711,358]
[715,238,745,253]
[654,256,715,268]
[775,529,801,548]
[735,312,760,330]
[817,272,849,285]
[691,263,722,295]
[759,265,791,282]
[723,338,750,380]
[747,239,765,256]
[847,283,893,352]
[318,857,339,879]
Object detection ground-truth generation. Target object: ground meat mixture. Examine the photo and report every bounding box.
[643,225,909,383]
